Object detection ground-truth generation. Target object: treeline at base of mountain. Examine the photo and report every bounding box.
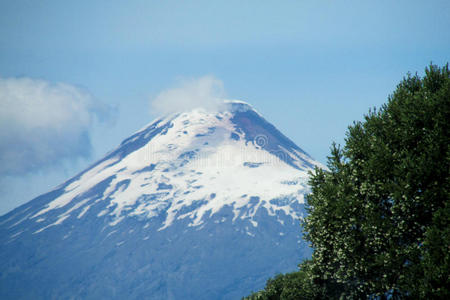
[244,64,450,299]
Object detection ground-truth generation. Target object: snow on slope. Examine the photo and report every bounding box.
[27,100,322,233]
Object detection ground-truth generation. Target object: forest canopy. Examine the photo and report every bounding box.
[245,64,450,299]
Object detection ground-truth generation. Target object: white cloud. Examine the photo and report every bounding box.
[150,75,226,115]
[0,77,112,176]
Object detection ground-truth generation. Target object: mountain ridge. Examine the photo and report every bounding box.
[0,100,320,299]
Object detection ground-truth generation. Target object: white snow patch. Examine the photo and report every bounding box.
[97,209,109,217]
[106,230,117,238]
[77,205,91,218]
[32,157,119,218]
[9,213,31,228]
[33,214,70,234]
[10,230,24,238]
[26,103,319,231]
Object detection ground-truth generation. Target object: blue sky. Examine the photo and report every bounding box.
[1,0,449,214]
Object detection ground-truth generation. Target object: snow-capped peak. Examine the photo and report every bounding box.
[1,100,322,299]
[11,100,321,233]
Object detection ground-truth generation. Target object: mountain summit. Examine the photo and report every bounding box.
[0,100,321,299]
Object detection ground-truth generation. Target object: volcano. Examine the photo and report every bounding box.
[0,101,322,299]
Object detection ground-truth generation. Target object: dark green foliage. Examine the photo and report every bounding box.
[243,260,321,300]
[245,64,450,299]
[305,64,450,298]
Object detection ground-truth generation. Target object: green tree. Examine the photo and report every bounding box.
[243,260,321,300]
[244,64,449,299]
[304,64,450,298]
